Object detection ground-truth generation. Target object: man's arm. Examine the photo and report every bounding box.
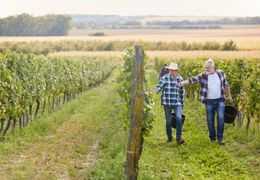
[223,72,232,100]
[179,85,185,106]
[178,76,185,105]
[225,86,232,101]
[181,73,202,86]
[156,76,166,93]
[223,72,229,88]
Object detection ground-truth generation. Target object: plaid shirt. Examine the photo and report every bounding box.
[188,69,229,104]
[157,73,184,106]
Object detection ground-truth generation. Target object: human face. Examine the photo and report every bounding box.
[205,66,215,74]
[169,69,178,76]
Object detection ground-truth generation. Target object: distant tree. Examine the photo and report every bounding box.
[222,40,237,51]
[0,14,72,36]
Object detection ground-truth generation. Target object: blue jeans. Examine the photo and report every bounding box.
[163,105,183,140]
[205,99,225,142]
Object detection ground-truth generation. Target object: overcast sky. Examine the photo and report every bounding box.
[1,0,259,17]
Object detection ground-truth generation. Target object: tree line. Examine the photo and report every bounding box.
[0,14,72,36]
[147,17,260,26]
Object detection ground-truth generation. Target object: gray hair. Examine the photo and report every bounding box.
[205,58,215,68]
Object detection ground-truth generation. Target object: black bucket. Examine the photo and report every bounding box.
[224,105,238,124]
[171,113,185,128]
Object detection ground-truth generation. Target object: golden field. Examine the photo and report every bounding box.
[49,50,260,60]
[1,26,260,50]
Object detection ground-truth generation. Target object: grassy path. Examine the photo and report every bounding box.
[0,68,259,180]
[0,69,125,180]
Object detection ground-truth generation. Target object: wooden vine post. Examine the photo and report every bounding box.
[125,46,145,180]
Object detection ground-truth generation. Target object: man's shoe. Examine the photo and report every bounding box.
[210,139,216,143]
[177,138,185,145]
[167,137,173,143]
[218,140,225,145]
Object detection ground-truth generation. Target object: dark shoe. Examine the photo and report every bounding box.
[167,137,173,143]
[210,139,216,143]
[177,138,185,145]
[218,140,225,146]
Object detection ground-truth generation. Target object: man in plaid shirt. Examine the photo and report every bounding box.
[156,63,185,144]
[181,58,232,145]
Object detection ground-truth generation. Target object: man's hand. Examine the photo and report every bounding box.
[226,93,233,102]
[153,87,160,94]
[225,86,233,102]
[180,80,189,86]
